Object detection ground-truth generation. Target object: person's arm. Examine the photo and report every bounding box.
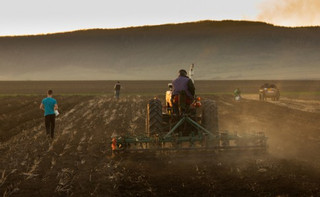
[40,103,44,110]
[54,100,58,110]
[188,79,195,97]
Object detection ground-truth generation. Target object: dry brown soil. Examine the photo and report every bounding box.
[0,82,320,196]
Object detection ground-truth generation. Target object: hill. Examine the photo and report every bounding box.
[1,20,320,80]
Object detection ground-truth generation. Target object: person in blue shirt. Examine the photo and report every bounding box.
[40,90,58,139]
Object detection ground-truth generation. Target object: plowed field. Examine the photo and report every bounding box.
[1,81,320,196]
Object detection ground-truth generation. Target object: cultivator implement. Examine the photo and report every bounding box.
[111,133,267,153]
[111,107,267,154]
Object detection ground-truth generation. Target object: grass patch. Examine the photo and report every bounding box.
[280,91,320,95]
[1,91,320,98]
[0,94,43,97]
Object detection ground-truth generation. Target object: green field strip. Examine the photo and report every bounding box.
[1,91,320,98]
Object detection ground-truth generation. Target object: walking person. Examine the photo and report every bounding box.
[234,88,241,101]
[114,81,121,99]
[40,90,58,139]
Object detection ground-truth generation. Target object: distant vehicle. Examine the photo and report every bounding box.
[259,83,280,101]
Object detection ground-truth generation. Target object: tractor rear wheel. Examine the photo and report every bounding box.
[202,100,219,134]
[276,92,280,101]
[146,99,163,137]
[259,93,264,101]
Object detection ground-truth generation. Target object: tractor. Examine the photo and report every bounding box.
[259,83,280,101]
[111,65,267,154]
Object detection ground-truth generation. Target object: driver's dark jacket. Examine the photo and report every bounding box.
[172,76,195,99]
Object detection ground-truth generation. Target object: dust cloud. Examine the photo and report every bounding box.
[258,0,320,26]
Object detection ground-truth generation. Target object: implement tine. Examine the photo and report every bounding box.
[163,117,186,138]
[185,117,215,138]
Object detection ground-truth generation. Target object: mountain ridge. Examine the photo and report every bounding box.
[1,20,319,80]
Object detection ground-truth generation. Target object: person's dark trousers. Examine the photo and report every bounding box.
[115,90,120,99]
[45,114,55,138]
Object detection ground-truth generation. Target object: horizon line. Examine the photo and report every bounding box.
[1,19,319,38]
[1,79,319,82]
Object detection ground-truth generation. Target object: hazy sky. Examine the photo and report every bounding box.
[0,0,319,36]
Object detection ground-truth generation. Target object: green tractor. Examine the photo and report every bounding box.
[111,92,267,153]
[111,65,267,154]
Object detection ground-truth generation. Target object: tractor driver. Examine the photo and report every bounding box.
[171,69,195,113]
